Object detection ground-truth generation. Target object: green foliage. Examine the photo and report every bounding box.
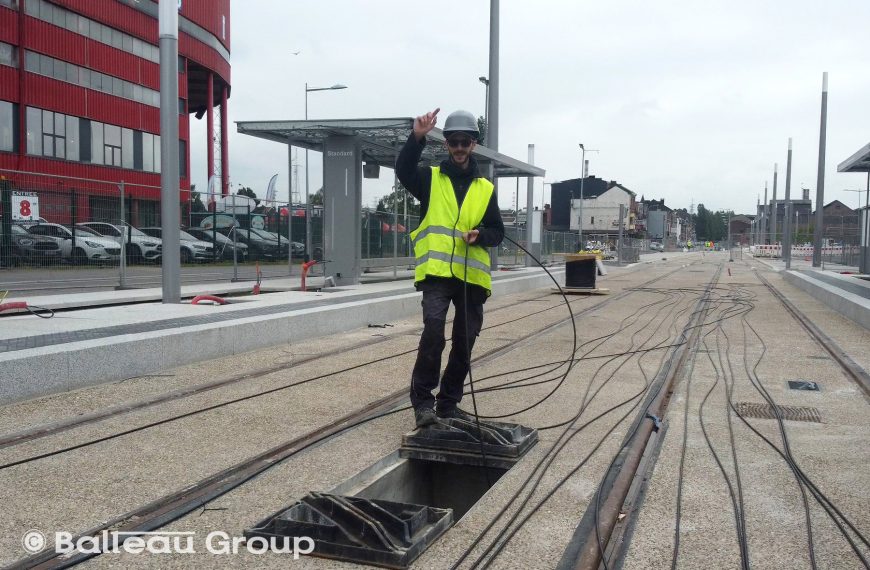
[236,186,260,206]
[376,185,420,217]
[692,203,733,241]
[477,116,487,146]
[311,187,323,206]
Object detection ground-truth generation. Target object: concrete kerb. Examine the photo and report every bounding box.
[782,270,870,330]
[0,269,565,404]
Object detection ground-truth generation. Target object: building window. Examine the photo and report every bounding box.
[26,107,41,155]
[90,120,103,165]
[0,0,19,10]
[26,0,160,64]
[0,100,16,152]
[178,98,186,115]
[24,50,160,108]
[104,124,122,167]
[66,115,79,161]
[39,109,67,159]
[0,42,16,68]
[179,140,187,178]
[591,216,595,225]
[121,127,134,169]
[142,132,154,172]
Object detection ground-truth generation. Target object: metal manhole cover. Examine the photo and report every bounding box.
[734,402,822,423]
[788,380,820,391]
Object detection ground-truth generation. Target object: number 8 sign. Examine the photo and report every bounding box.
[12,191,40,222]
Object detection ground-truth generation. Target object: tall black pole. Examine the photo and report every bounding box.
[488,0,499,270]
[783,138,793,269]
[812,72,828,267]
[771,163,778,245]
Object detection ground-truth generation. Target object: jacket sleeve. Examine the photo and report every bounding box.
[395,134,431,208]
[474,190,504,248]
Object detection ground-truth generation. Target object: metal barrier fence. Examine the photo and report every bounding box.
[1,166,663,293]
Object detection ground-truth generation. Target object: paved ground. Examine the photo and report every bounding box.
[0,252,866,570]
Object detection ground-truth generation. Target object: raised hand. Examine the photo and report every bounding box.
[413,108,440,141]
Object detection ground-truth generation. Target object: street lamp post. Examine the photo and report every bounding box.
[305,82,347,260]
[478,76,489,140]
[577,144,598,249]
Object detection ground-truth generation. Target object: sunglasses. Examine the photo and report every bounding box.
[447,138,474,148]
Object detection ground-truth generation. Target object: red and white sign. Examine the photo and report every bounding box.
[12,191,39,222]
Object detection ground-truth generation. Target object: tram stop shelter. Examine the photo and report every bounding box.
[237,118,545,285]
[837,142,870,273]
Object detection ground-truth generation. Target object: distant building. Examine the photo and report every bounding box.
[550,176,635,234]
[569,183,635,236]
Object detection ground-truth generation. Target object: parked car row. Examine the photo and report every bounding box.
[4,221,307,266]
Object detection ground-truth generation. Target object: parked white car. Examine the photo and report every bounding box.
[649,242,664,252]
[26,223,121,264]
[139,227,214,263]
[78,222,162,263]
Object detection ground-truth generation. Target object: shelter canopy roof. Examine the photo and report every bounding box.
[838,142,870,173]
[236,117,545,178]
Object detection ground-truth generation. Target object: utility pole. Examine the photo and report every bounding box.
[488,0,500,270]
[771,163,778,246]
[783,138,794,269]
[812,72,828,267]
[158,0,180,303]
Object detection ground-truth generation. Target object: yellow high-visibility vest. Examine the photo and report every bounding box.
[410,166,494,293]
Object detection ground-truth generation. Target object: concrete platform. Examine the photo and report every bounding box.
[749,254,870,331]
[0,267,564,404]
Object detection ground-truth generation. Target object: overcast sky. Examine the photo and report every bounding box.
[189,0,870,216]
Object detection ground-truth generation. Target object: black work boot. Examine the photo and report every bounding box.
[436,408,476,422]
[414,407,437,428]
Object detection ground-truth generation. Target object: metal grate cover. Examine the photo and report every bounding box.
[734,402,822,423]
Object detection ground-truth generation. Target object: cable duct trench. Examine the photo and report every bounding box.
[246,418,537,568]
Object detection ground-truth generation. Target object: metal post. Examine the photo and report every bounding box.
[514,177,519,265]
[525,144,535,266]
[618,203,625,265]
[728,212,733,262]
[762,182,768,244]
[813,72,828,267]
[159,0,180,303]
[771,163,778,246]
[404,187,409,257]
[579,145,586,249]
[119,181,126,289]
[393,169,398,279]
[304,84,311,262]
[231,195,238,281]
[488,0,499,271]
[784,138,794,269]
[864,172,870,273]
[287,138,294,272]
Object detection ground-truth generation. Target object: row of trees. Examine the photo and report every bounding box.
[693,204,732,242]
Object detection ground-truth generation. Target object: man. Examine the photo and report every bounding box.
[396,108,505,428]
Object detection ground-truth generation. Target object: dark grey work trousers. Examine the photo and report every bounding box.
[410,280,484,412]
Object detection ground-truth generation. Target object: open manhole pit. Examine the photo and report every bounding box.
[246,418,537,568]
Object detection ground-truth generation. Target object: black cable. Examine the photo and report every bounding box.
[26,305,55,318]
[473,281,711,569]
[459,264,714,569]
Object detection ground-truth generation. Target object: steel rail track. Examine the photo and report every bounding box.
[4,262,695,569]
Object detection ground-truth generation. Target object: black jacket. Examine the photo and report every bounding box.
[396,133,504,302]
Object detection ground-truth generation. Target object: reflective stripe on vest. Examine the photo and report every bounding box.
[409,167,494,292]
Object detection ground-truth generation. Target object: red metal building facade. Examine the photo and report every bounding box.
[0,0,230,224]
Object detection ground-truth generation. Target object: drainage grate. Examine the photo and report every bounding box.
[734,402,822,423]
[788,380,821,391]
